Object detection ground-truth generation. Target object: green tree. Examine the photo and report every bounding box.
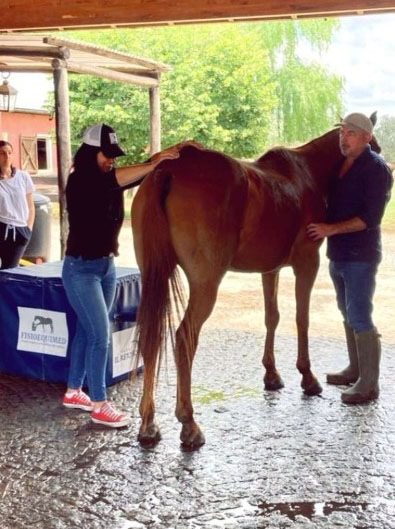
[252,19,343,144]
[56,20,343,163]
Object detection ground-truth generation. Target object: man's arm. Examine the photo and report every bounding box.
[306,217,367,241]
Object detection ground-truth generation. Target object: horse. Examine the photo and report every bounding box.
[32,315,54,333]
[131,119,380,450]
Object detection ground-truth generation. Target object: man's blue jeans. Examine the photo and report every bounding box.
[329,260,378,333]
[62,255,116,402]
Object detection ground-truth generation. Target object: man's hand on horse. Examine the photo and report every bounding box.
[306,222,333,241]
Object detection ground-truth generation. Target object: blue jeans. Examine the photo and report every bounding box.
[329,260,378,333]
[62,255,116,401]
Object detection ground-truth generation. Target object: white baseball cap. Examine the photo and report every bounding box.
[83,123,125,158]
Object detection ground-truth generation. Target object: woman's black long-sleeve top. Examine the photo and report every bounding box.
[65,167,124,259]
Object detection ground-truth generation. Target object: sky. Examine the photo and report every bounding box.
[8,12,395,123]
[311,13,395,120]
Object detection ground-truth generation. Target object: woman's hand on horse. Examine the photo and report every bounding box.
[151,147,181,166]
[151,140,205,166]
[174,139,205,150]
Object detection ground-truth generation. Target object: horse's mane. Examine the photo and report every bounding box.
[245,146,315,208]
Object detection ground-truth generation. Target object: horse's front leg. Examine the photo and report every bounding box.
[175,281,219,450]
[293,254,322,396]
[262,272,284,390]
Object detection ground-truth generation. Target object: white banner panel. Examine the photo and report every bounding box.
[17,307,69,357]
[112,325,140,378]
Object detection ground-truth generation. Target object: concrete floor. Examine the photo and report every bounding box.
[1,217,395,529]
[1,330,395,529]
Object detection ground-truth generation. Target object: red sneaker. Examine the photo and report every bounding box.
[91,402,131,428]
[63,389,94,411]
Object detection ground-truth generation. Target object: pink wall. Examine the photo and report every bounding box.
[0,110,57,174]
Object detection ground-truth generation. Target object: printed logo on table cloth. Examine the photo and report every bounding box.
[112,325,140,377]
[17,307,69,357]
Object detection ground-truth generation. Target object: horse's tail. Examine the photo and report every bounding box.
[134,167,186,379]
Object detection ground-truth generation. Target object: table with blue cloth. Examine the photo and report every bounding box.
[0,261,141,385]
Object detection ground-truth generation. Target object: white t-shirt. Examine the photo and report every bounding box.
[0,169,35,227]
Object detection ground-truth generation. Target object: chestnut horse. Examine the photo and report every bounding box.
[132,123,379,449]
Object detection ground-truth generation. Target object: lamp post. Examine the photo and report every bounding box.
[0,73,18,112]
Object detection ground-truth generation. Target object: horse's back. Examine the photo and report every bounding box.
[132,144,324,277]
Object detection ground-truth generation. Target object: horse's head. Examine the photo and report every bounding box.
[370,135,381,154]
[32,316,39,331]
[367,111,380,153]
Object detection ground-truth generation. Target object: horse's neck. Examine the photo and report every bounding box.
[300,130,343,193]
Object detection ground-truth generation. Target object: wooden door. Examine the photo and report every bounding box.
[21,136,38,174]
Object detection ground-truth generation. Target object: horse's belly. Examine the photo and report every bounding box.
[231,219,298,272]
[230,246,291,273]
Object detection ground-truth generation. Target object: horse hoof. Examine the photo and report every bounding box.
[303,379,323,396]
[180,424,205,451]
[138,424,161,448]
[264,376,284,391]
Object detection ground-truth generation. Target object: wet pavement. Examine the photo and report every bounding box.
[1,327,395,529]
[2,220,395,528]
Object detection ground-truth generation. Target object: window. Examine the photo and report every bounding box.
[37,138,48,170]
[36,135,53,175]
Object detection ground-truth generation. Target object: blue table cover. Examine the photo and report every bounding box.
[0,261,141,385]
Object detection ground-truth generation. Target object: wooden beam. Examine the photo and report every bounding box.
[0,64,159,78]
[0,46,70,59]
[44,36,171,72]
[64,60,159,87]
[0,1,395,31]
[149,85,161,155]
[0,64,53,72]
[52,59,71,258]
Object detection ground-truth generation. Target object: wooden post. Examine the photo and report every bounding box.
[52,58,71,258]
[149,83,161,155]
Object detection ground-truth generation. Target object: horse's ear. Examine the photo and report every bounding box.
[370,111,378,127]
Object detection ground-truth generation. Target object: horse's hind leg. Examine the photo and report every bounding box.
[262,271,284,390]
[138,355,161,447]
[294,256,322,396]
[175,279,220,449]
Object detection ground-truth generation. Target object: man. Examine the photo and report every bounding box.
[307,112,392,404]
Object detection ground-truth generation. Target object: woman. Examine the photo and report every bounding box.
[62,123,184,428]
[0,140,35,269]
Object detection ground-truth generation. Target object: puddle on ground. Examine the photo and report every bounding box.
[258,500,370,521]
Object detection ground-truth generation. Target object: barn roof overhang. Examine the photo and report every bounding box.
[1,0,395,33]
[0,34,171,88]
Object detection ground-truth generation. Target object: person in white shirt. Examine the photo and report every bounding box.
[0,140,35,269]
